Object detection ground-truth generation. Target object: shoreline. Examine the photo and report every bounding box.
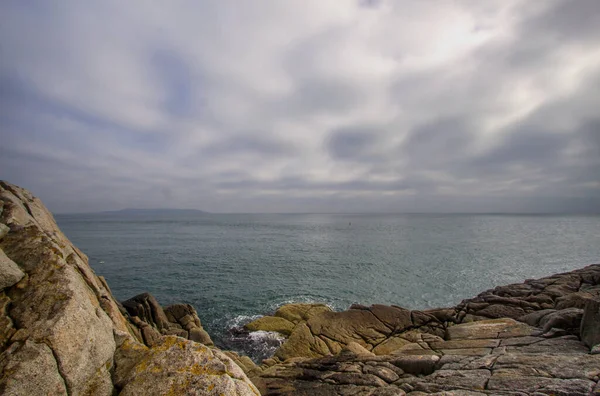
[1,181,599,395]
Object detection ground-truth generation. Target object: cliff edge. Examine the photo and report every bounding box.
[0,181,259,395]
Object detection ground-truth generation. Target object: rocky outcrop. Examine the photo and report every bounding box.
[248,266,600,394]
[258,318,600,395]
[249,264,600,368]
[581,298,600,351]
[122,293,214,347]
[0,181,257,395]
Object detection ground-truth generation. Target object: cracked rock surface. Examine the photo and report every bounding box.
[247,262,600,394]
[256,318,600,395]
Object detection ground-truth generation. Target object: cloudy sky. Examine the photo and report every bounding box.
[1,0,599,213]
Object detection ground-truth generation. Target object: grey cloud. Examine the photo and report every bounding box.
[216,175,411,193]
[526,0,600,42]
[1,1,600,213]
[401,117,475,169]
[326,126,383,161]
[202,134,297,158]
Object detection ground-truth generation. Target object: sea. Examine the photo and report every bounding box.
[56,212,600,361]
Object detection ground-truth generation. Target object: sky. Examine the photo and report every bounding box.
[1,0,599,213]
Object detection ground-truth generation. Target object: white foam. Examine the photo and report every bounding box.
[227,314,262,329]
[247,330,285,343]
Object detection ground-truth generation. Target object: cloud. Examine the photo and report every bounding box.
[0,0,599,213]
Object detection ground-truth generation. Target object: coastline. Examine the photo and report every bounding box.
[1,181,599,395]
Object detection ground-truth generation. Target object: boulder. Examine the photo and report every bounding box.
[556,291,596,309]
[274,323,331,360]
[537,307,583,334]
[581,298,600,349]
[244,316,296,336]
[0,248,24,290]
[274,303,332,324]
[114,335,259,396]
[122,293,171,331]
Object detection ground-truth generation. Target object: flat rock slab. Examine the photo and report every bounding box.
[487,373,595,395]
[429,339,500,350]
[446,318,536,340]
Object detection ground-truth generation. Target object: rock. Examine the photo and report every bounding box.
[371,304,413,331]
[275,323,331,360]
[474,304,525,319]
[0,248,24,290]
[189,327,214,346]
[494,351,600,380]
[305,309,392,348]
[446,318,535,340]
[362,364,400,383]
[556,291,596,309]
[7,249,116,395]
[245,316,296,336]
[0,340,68,395]
[391,354,440,375]
[373,336,413,355]
[429,339,500,350]
[224,350,262,376]
[537,307,583,334]
[0,223,9,240]
[581,298,600,349]
[519,308,557,327]
[122,293,171,331]
[274,303,332,324]
[340,341,375,357]
[0,181,253,395]
[114,336,259,396]
[487,372,595,395]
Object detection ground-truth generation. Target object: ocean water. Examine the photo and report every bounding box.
[56,212,600,360]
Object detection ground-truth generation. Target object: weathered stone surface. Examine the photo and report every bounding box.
[474,304,525,319]
[0,340,68,395]
[581,298,600,349]
[245,316,296,336]
[114,336,259,396]
[506,335,589,354]
[274,303,332,324]
[224,350,263,377]
[536,307,583,334]
[556,291,596,309]
[122,292,171,331]
[429,339,499,350]
[494,352,600,380]
[0,224,9,240]
[189,327,214,345]
[0,181,253,396]
[307,309,392,348]
[260,264,600,395]
[373,336,413,355]
[0,248,24,290]
[487,373,594,395]
[446,318,535,340]
[275,323,331,360]
[340,341,375,357]
[362,364,400,383]
[7,250,116,395]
